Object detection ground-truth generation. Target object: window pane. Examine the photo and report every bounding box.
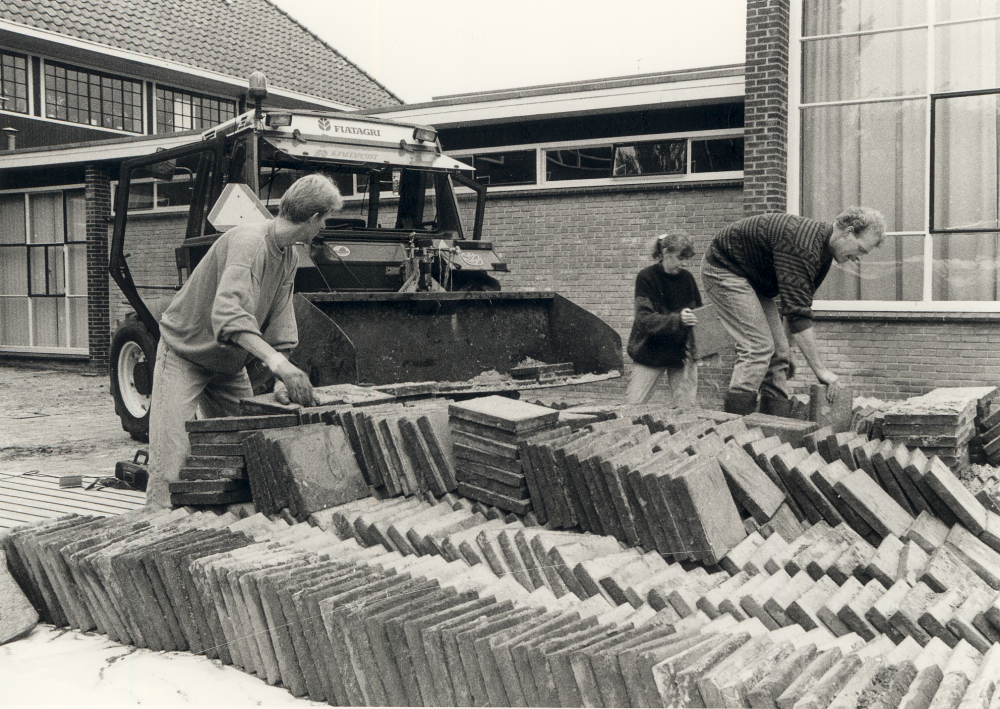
[0,297,29,346]
[817,233,923,300]
[932,233,1000,300]
[0,195,25,244]
[43,61,143,134]
[470,151,536,186]
[613,141,686,177]
[0,50,29,114]
[545,147,614,181]
[127,182,155,211]
[691,138,745,173]
[935,19,1000,93]
[802,29,926,102]
[933,93,999,231]
[69,297,88,349]
[29,193,64,244]
[936,0,1000,22]
[28,246,50,295]
[31,297,61,347]
[802,100,926,232]
[65,190,87,242]
[156,178,194,209]
[156,86,236,133]
[0,247,27,294]
[804,0,926,36]
[67,244,88,296]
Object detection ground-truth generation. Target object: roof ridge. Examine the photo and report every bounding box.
[261,0,404,106]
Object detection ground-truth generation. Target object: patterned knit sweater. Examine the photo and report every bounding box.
[704,213,834,333]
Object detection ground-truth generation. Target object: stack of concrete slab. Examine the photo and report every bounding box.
[329,401,458,498]
[171,414,300,508]
[242,423,370,523]
[449,396,559,515]
[17,478,1000,707]
[880,387,999,472]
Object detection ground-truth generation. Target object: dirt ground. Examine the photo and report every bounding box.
[0,364,139,478]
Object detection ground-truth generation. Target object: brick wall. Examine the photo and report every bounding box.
[85,165,112,369]
[787,316,1000,402]
[458,182,744,407]
[744,0,790,216]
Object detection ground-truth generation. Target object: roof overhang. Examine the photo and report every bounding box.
[363,66,745,128]
[0,18,359,112]
[0,132,197,170]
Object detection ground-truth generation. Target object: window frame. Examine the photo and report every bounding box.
[789,0,1000,313]
[0,48,30,115]
[0,186,89,355]
[444,128,744,195]
[40,57,145,135]
[153,82,237,135]
[928,86,1000,234]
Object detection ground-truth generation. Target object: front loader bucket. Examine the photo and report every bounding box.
[292,291,622,387]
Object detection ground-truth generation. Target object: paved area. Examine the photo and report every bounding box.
[0,365,137,479]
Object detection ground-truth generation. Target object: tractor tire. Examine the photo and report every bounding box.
[109,316,157,443]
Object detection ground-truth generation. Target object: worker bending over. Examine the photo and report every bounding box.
[701,208,885,417]
[145,174,342,509]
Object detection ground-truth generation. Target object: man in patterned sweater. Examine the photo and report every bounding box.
[701,208,885,416]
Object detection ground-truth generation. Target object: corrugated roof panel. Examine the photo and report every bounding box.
[0,471,145,531]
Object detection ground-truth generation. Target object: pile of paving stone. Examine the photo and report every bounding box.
[10,475,1000,707]
[15,386,1000,706]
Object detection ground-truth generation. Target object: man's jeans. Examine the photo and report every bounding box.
[147,340,253,509]
[625,360,698,407]
[700,255,790,398]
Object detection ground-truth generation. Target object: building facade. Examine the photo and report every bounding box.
[745,0,1000,401]
[0,0,400,368]
[369,68,747,405]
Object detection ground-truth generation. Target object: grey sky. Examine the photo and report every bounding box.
[271,0,747,104]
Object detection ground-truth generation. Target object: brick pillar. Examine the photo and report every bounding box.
[744,0,790,217]
[86,164,112,369]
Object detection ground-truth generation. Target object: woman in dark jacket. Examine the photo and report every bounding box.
[625,232,701,406]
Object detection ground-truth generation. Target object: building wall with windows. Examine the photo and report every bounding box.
[749,0,1000,401]
[370,68,747,405]
[0,0,401,367]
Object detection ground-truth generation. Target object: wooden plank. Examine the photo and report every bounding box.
[0,482,141,513]
[834,470,914,539]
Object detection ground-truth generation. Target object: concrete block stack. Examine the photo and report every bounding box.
[878,387,999,472]
[330,401,458,498]
[448,396,559,515]
[170,413,300,508]
[15,467,1000,707]
[242,423,369,523]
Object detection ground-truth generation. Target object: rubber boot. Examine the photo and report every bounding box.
[722,390,758,416]
[759,394,794,418]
